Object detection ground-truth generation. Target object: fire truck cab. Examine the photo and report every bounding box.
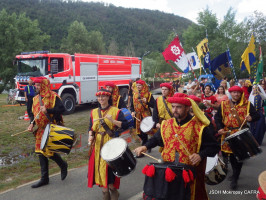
[15,51,141,114]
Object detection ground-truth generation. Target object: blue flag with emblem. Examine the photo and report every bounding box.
[210,52,231,80]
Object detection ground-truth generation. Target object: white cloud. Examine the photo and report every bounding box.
[237,0,266,14]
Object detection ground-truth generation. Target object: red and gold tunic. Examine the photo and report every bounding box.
[110,85,120,108]
[32,79,60,157]
[156,96,172,122]
[132,83,152,134]
[161,117,207,200]
[88,106,120,188]
[220,99,250,153]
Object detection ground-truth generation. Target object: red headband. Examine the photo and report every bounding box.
[95,91,111,96]
[136,79,145,85]
[167,93,191,106]
[188,95,201,103]
[105,81,116,88]
[160,83,173,90]
[228,86,243,93]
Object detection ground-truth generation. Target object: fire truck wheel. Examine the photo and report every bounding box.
[119,88,129,103]
[62,93,75,115]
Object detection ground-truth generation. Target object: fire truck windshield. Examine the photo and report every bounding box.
[17,58,48,77]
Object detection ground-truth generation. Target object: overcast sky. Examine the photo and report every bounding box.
[82,0,266,23]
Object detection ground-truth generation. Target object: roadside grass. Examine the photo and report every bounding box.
[0,94,141,193]
[0,94,92,193]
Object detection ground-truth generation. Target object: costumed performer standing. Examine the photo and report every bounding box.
[87,88,128,200]
[135,93,219,200]
[214,85,260,190]
[27,77,68,188]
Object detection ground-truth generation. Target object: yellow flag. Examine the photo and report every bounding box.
[240,35,256,74]
[196,38,209,74]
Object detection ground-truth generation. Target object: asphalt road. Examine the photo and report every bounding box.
[1,138,265,200]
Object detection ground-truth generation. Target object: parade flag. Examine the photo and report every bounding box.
[186,52,201,70]
[254,46,263,84]
[210,52,231,80]
[196,38,210,69]
[162,36,189,73]
[240,34,256,74]
[226,49,237,82]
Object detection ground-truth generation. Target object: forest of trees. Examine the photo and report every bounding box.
[0,0,265,89]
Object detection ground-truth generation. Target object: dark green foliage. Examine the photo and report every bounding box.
[0,0,192,56]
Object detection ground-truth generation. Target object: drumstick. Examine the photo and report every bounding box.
[30,110,42,124]
[134,116,141,122]
[238,113,249,131]
[93,117,106,122]
[134,116,149,127]
[11,129,29,137]
[141,152,162,163]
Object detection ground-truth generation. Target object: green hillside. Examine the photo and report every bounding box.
[0,0,193,56]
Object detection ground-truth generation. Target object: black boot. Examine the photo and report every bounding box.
[230,178,238,190]
[50,153,68,180]
[32,155,49,188]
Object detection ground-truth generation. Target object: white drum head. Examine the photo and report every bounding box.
[140,116,155,133]
[101,138,127,161]
[205,154,218,174]
[41,124,50,150]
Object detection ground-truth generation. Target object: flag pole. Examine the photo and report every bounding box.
[205,29,217,91]
[226,45,237,82]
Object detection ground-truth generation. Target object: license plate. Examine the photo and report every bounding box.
[18,97,25,101]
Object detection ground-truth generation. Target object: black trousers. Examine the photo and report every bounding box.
[229,154,243,180]
[39,153,66,180]
[26,96,34,119]
[138,132,148,145]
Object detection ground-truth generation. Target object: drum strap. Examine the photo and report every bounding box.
[229,101,242,126]
[98,108,114,138]
[39,95,53,123]
[162,97,173,118]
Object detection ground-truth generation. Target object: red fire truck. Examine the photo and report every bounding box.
[14,51,142,114]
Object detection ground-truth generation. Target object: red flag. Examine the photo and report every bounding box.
[162,36,189,73]
[162,36,185,63]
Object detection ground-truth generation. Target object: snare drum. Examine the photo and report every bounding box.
[224,128,262,161]
[101,138,136,177]
[140,116,155,133]
[205,154,227,185]
[143,163,194,200]
[41,124,75,154]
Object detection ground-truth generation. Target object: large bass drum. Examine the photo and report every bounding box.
[41,124,75,154]
[224,128,262,161]
[205,154,227,185]
[101,138,136,177]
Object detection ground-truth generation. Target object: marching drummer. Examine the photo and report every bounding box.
[214,85,260,190]
[130,79,155,157]
[87,88,128,200]
[27,77,68,188]
[135,93,219,200]
[152,83,174,129]
[104,81,127,109]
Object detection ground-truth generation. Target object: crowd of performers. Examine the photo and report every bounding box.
[25,76,266,200]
